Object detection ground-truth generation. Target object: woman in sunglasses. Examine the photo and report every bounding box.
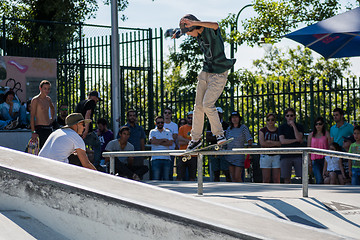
[307,116,331,184]
[259,113,281,183]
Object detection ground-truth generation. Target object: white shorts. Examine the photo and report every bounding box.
[260,154,281,168]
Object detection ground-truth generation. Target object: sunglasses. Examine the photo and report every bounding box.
[187,117,192,119]
[156,121,164,124]
[285,114,294,117]
[164,111,172,114]
[315,122,323,126]
[267,118,275,122]
[60,108,68,111]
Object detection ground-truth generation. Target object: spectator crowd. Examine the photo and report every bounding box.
[1,82,360,185]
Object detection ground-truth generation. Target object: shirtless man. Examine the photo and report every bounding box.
[30,80,55,148]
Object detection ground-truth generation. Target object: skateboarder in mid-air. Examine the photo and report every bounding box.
[173,14,236,151]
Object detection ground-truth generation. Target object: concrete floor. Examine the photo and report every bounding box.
[148,181,360,239]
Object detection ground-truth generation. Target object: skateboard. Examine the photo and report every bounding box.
[27,137,40,155]
[171,138,234,162]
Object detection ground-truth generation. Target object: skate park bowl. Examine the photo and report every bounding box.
[0,146,355,239]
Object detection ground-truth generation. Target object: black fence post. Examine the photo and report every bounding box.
[2,17,6,55]
[79,22,85,100]
[148,28,154,130]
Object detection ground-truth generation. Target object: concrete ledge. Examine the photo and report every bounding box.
[0,146,349,239]
[0,130,31,151]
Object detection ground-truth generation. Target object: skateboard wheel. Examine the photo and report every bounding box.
[187,155,191,160]
[215,145,220,151]
[182,157,187,162]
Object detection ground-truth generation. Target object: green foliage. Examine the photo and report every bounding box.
[249,46,354,83]
[235,0,359,46]
[166,37,203,90]
[0,0,130,47]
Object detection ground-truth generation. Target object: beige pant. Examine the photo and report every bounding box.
[191,70,228,141]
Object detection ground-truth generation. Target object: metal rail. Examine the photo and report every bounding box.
[103,147,360,197]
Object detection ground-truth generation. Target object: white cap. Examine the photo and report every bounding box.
[216,107,223,113]
[187,111,193,116]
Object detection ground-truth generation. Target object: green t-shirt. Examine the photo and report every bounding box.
[197,27,236,73]
[349,142,360,168]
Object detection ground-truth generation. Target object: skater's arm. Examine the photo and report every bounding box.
[181,18,219,30]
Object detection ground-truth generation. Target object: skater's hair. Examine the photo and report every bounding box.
[155,116,164,123]
[39,80,51,88]
[126,109,137,117]
[313,116,326,135]
[97,118,108,126]
[333,108,344,116]
[118,126,130,135]
[329,142,342,152]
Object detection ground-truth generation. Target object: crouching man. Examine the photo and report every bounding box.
[39,113,97,170]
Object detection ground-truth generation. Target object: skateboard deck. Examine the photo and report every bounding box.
[171,138,234,162]
[27,137,40,155]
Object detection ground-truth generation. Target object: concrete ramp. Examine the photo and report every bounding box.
[0,146,349,239]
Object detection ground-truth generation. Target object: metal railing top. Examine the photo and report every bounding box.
[103,147,360,161]
[102,147,360,198]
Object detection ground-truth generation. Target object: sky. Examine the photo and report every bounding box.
[86,0,360,75]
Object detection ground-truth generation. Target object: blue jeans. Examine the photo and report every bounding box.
[352,168,360,185]
[168,156,175,181]
[151,159,171,180]
[0,119,10,129]
[312,158,324,184]
[1,104,27,125]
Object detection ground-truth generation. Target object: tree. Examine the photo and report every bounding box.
[166,37,203,91]
[228,0,359,46]
[166,0,359,89]
[0,0,130,47]
[242,46,355,84]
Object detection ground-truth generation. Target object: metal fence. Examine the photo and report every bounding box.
[2,17,360,139]
[164,77,360,141]
[1,17,163,132]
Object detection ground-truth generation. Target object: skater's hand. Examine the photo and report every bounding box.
[180,18,194,28]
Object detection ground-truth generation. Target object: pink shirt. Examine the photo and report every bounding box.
[310,135,328,160]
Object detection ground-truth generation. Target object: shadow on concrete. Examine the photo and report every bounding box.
[301,197,360,229]
[1,210,68,240]
[202,194,328,229]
